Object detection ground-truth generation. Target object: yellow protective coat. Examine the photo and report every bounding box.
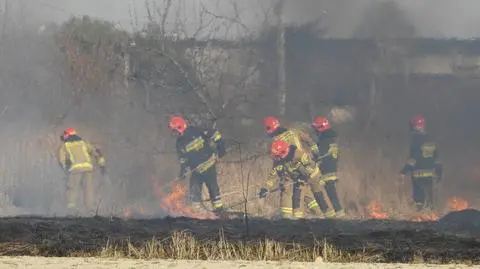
[58,137,104,173]
[57,135,105,211]
[264,147,323,219]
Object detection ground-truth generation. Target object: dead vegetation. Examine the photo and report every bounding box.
[0,214,479,263]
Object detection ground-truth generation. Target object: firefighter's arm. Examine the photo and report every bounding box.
[264,165,281,189]
[400,143,416,175]
[298,153,321,180]
[176,143,189,179]
[205,128,226,158]
[323,136,339,160]
[259,164,281,198]
[433,149,443,181]
[86,141,106,168]
[56,145,67,171]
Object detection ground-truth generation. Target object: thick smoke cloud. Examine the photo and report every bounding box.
[20,0,480,38]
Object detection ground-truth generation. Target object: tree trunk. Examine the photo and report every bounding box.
[275,0,286,117]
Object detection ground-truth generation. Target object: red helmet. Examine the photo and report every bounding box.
[312,116,331,132]
[63,128,77,140]
[263,116,280,134]
[410,115,425,130]
[168,116,187,134]
[270,140,290,159]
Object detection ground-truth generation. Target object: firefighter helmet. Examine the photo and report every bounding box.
[62,128,77,140]
[410,115,425,130]
[169,115,188,134]
[263,116,280,134]
[312,116,331,132]
[270,140,290,159]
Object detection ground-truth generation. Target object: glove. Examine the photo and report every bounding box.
[258,188,268,199]
[98,157,106,167]
[296,178,306,185]
[100,166,106,176]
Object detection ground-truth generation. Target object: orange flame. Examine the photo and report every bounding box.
[366,201,389,219]
[152,179,217,220]
[123,207,133,218]
[410,212,439,222]
[448,197,470,211]
[123,205,146,219]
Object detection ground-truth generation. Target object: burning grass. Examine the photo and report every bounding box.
[0,213,479,263]
[122,170,475,225]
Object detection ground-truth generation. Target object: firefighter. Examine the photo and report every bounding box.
[57,128,106,213]
[312,116,345,218]
[400,115,442,212]
[259,140,326,219]
[263,116,319,156]
[168,115,226,216]
[263,116,324,218]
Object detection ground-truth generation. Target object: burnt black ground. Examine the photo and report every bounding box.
[0,209,479,263]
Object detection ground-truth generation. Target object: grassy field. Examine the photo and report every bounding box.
[0,210,479,264]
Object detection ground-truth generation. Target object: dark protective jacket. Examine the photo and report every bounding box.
[175,126,226,176]
[400,130,442,179]
[57,135,105,173]
[263,145,321,189]
[315,128,339,182]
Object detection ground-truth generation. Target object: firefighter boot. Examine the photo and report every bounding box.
[212,203,227,218]
[324,181,345,218]
[303,186,323,218]
[311,189,335,218]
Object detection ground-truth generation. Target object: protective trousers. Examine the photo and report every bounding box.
[67,171,94,212]
[412,177,434,211]
[294,183,323,218]
[308,180,336,218]
[189,166,224,211]
[279,181,295,218]
[324,180,344,216]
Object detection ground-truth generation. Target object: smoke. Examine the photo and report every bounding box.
[22,0,480,38]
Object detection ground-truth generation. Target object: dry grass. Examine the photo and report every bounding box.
[0,215,479,263]
[96,231,377,263]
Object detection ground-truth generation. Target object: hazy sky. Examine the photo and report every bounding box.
[19,0,480,38]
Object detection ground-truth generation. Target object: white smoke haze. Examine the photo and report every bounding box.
[0,0,479,218]
[16,0,480,38]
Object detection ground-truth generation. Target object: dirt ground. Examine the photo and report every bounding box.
[0,257,476,269]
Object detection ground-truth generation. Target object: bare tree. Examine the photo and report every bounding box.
[274,0,286,117]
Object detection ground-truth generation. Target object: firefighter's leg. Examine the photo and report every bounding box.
[412,178,426,211]
[303,186,322,217]
[82,171,94,213]
[292,183,304,219]
[423,178,434,210]
[203,166,224,213]
[279,182,294,219]
[309,181,335,218]
[188,172,204,211]
[324,180,345,217]
[66,172,82,209]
